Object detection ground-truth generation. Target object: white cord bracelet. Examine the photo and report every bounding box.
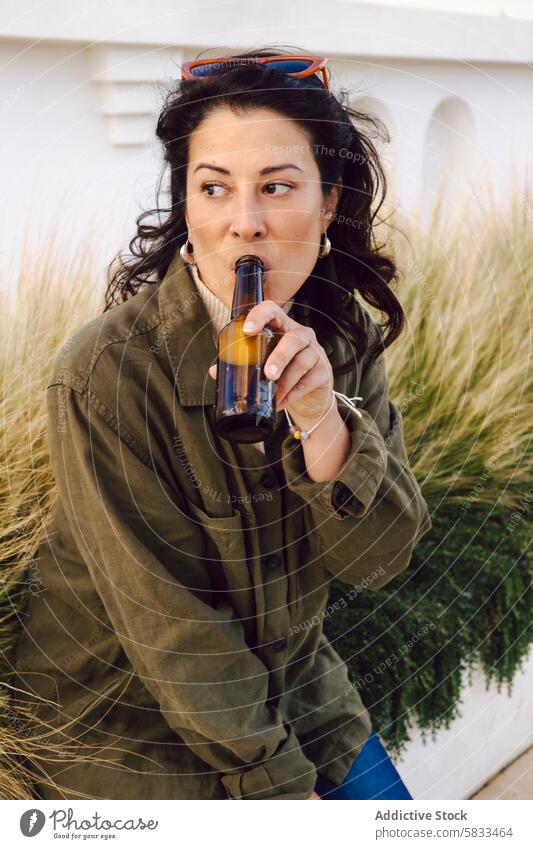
[283,391,363,440]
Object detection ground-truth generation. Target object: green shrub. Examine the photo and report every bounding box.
[325,502,533,754]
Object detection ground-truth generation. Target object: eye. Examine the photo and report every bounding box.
[264,182,293,196]
[201,182,226,198]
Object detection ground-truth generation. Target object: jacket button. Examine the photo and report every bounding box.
[259,470,277,489]
[270,638,287,653]
[263,553,282,570]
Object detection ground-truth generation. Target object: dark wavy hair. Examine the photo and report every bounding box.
[103,45,405,371]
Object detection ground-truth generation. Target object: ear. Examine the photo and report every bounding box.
[322,179,343,228]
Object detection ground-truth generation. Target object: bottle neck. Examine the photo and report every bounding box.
[231,260,264,319]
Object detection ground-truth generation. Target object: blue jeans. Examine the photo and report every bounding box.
[314,729,413,800]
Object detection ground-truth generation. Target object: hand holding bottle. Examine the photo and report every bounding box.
[210,297,335,436]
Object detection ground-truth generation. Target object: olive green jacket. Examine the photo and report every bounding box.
[14,250,432,800]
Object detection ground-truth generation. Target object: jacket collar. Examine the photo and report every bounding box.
[157,249,334,408]
[157,249,220,406]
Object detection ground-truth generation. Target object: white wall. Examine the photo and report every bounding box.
[398,652,533,799]
[0,39,166,287]
[346,0,533,16]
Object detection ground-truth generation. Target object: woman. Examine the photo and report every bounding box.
[14,48,432,800]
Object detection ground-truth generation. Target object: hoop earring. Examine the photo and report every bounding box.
[180,238,195,266]
[318,231,331,258]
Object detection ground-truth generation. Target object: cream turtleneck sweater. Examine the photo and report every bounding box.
[188,262,293,454]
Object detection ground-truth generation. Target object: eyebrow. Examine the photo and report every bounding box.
[192,162,304,176]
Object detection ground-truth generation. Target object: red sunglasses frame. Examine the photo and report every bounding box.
[181,55,330,91]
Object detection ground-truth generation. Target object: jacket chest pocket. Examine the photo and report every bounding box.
[184,498,258,624]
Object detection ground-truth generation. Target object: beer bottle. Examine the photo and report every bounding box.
[214,255,278,443]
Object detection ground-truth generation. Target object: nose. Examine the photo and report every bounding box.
[228,191,268,241]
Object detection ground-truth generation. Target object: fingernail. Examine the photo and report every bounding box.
[268,364,279,376]
[243,321,255,332]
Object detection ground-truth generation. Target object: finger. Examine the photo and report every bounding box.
[275,346,321,403]
[276,369,324,410]
[265,329,318,381]
[264,328,317,380]
[242,300,298,335]
[208,363,217,379]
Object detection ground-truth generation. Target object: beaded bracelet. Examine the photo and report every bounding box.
[283,391,364,440]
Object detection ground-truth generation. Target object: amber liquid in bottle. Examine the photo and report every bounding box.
[214,255,278,443]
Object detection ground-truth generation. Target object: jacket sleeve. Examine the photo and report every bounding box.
[279,317,432,591]
[45,382,317,800]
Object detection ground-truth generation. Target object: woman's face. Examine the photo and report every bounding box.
[184,106,341,309]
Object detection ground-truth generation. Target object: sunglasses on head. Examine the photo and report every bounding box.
[181,55,330,91]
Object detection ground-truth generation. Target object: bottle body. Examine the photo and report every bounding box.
[214,256,277,443]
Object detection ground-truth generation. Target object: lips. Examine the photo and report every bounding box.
[231,255,271,272]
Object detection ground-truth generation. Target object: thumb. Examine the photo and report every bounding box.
[208,363,217,379]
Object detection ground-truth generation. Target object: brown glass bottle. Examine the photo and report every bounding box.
[214,255,278,443]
